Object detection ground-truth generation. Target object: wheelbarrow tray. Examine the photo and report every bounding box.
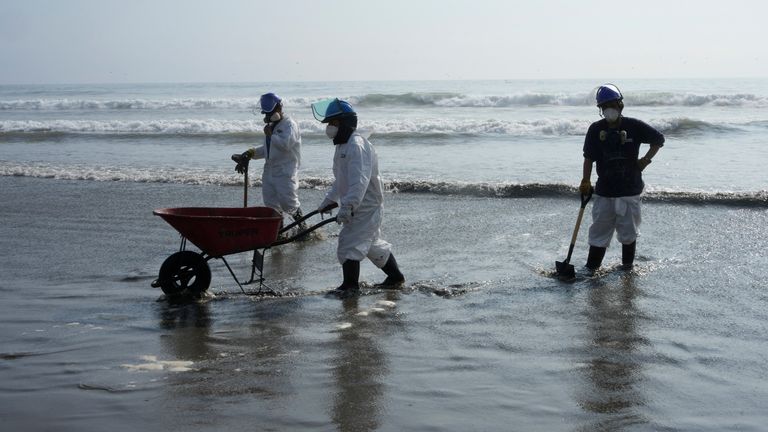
[153,207,282,257]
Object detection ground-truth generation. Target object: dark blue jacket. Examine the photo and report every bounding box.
[583,117,665,197]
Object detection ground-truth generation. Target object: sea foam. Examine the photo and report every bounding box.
[3,92,765,111]
[2,162,764,207]
[3,117,745,137]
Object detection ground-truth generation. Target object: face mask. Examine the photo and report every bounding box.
[325,124,338,139]
[603,108,620,123]
[269,112,281,122]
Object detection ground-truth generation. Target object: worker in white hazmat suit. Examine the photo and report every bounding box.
[232,92,306,229]
[311,98,405,294]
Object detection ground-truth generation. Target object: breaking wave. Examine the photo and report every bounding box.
[2,162,765,207]
[0,98,260,111]
[0,118,590,137]
[0,119,266,136]
[387,180,768,207]
[0,98,290,111]
[348,92,594,107]
[628,92,768,107]
[0,117,750,138]
[350,91,768,108]
[653,118,742,136]
[2,92,766,111]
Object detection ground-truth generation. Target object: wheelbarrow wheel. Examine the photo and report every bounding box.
[157,251,211,296]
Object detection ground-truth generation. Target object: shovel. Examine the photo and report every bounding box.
[242,165,248,207]
[555,188,593,279]
[231,153,249,207]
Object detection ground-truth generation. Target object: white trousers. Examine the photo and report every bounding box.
[588,194,642,248]
[262,174,300,215]
[337,206,392,267]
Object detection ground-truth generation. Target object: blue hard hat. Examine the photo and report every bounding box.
[259,93,282,113]
[595,84,623,106]
[311,98,356,123]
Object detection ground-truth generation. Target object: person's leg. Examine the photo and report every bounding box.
[621,241,636,270]
[365,224,402,287]
[335,222,368,293]
[586,245,607,270]
[285,178,308,232]
[586,195,615,270]
[276,175,301,215]
[368,246,403,287]
[337,259,360,291]
[615,196,642,270]
[261,177,281,213]
[378,253,405,287]
[273,175,307,230]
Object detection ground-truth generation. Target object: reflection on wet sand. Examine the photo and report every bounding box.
[576,274,650,431]
[152,288,402,429]
[330,294,398,432]
[157,299,214,360]
[154,297,298,402]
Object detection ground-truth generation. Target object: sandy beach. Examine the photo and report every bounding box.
[1,176,766,431]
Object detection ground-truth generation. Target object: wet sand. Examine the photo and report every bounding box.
[1,176,767,431]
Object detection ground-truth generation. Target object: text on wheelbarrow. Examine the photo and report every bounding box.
[218,227,261,239]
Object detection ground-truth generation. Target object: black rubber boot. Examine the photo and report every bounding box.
[377,254,405,287]
[585,246,607,271]
[622,241,636,270]
[335,260,360,293]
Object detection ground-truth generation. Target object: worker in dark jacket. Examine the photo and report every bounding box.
[580,84,665,271]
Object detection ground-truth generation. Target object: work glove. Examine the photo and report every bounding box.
[637,157,652,172]
[317,198,337,216]
[579,178,592,195]
[231,149,253,174]
[336,205,353,225]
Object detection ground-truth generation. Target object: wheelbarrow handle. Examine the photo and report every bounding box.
[279,202,339,234]
[271,216,338,246]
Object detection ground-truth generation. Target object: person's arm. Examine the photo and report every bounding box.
[638,121,664,170]
[641,144,660,162]
[324,177,340,207]
[340,137,372,211]
[638,145,660,171]
[266,119,297,151]
[580,158,593,193]
[581,124,596,193]
[582,158,593,181]
[322,150,340,206]
[249,145,267,160]
[318,146,341,212]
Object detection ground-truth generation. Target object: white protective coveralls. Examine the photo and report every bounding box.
[250,116,302,214]
[324,132,392,266]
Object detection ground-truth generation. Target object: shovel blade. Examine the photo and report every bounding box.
[555,260,575,279]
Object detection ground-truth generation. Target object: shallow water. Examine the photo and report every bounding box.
[1,176,767,431]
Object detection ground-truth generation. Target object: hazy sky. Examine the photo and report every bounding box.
[0,0,765,84]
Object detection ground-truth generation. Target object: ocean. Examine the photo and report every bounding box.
[1,79,767,431]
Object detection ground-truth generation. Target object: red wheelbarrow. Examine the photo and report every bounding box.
[151,205,337,296]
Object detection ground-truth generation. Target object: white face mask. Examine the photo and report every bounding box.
[325,124,338,139]
[602,108,620,123]
[269,112,282,122]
